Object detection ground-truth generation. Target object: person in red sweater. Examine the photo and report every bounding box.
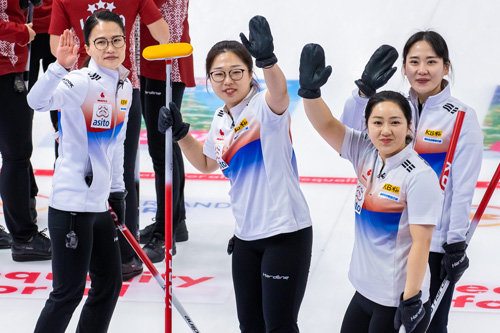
[48,0,170,280]
[0,0,51,261]
[138,0,195,261]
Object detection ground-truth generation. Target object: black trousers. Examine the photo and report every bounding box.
[140,76,186,236]
[34,207,122,333]
[232,227,312,333]
[341,291,431,333]
[118,88,142,262]
[0,73,38,242]
[28,33,56,90]
[28,32,59,154]
[427,252,455,333]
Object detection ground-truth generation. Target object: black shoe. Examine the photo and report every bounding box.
[175,220,189,242]
[11,229,51,262]
[141,219,188,243]
[139,222,155,244]
[122,256,143,281]
[143,233,176,263]
[0,226,12,249]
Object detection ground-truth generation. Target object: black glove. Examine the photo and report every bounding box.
[109,191,127,225]
[441,241,469,283]
[239,15,277,68]
[298,43,332,99]
[158,102,190,141]
[355,44,398,97]
[394,291,425,333]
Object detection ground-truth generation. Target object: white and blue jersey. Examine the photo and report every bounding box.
[203,87,312,241]
[341,127,443,306]
[340,82,483,252]
[27,59,132,212]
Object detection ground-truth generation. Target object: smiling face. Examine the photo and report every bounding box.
[403,40,449,104]
[208,51,253,109]
[366,101,411,161]
[84,20,126,70]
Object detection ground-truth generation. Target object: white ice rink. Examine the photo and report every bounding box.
[2,1,500,332]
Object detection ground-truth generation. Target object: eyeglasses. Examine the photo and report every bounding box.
[209,69,245,82]
[93,35,126,50]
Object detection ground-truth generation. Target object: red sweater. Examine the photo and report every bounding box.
[33,0,53,34]
[139,0,194,86]
[0,0,30,76]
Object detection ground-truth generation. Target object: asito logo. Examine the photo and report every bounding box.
[91,103,112,129]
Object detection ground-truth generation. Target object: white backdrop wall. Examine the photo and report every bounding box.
[188,0,500,123]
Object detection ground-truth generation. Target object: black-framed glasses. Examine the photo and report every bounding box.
[93,35,126,50]
[209,69,245,82]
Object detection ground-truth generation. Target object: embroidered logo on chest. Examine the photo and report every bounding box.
[423,129,443,144]
[233,118,250,140]
[91,103,112,129]
[379,183,400,202]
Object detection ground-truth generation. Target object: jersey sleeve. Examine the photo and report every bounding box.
[255,90,289,127]
[27,61,88,112]
[406,168,443,225]
[0,21,29,44]
[340,88,368,131]
[48,0,71,35]
[446,109,483,243]
[341,126,372,171]
[138,0,163,25]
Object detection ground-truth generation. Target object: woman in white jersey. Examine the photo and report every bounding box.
[27,11,132,332]
[299,43,443,333]
[159,15,313,332]
[341,31,483,333]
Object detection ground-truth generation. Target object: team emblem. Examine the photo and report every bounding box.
[91,103,112,129]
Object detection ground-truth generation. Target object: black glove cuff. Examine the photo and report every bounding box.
[400,290,422,305]
[173,123,190,142]
[109,190,128,201]
[298,88,321,99]
[354,79,375,98]
[255,54,277,68]
[443,241,467,253]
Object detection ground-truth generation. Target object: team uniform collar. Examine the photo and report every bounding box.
[224,85,259,120]
[408,79,451,109]
[376,143,413,174]
[88,58,130,83]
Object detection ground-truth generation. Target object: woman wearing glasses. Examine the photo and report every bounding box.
[27,11,131,332]
[160,15,312,332]
[48,0,170,281]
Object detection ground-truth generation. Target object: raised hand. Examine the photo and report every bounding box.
[239,15,277,68]
[355,44,398,97]
[298,43,332,99]
[56,29,79,70]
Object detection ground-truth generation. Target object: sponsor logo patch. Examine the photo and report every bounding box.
[424,129,443,143]
[234,118,249,133]
[120,99,128,105]
[379,192,399,202]
[91,103,112,129]
[382,183,400,194]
